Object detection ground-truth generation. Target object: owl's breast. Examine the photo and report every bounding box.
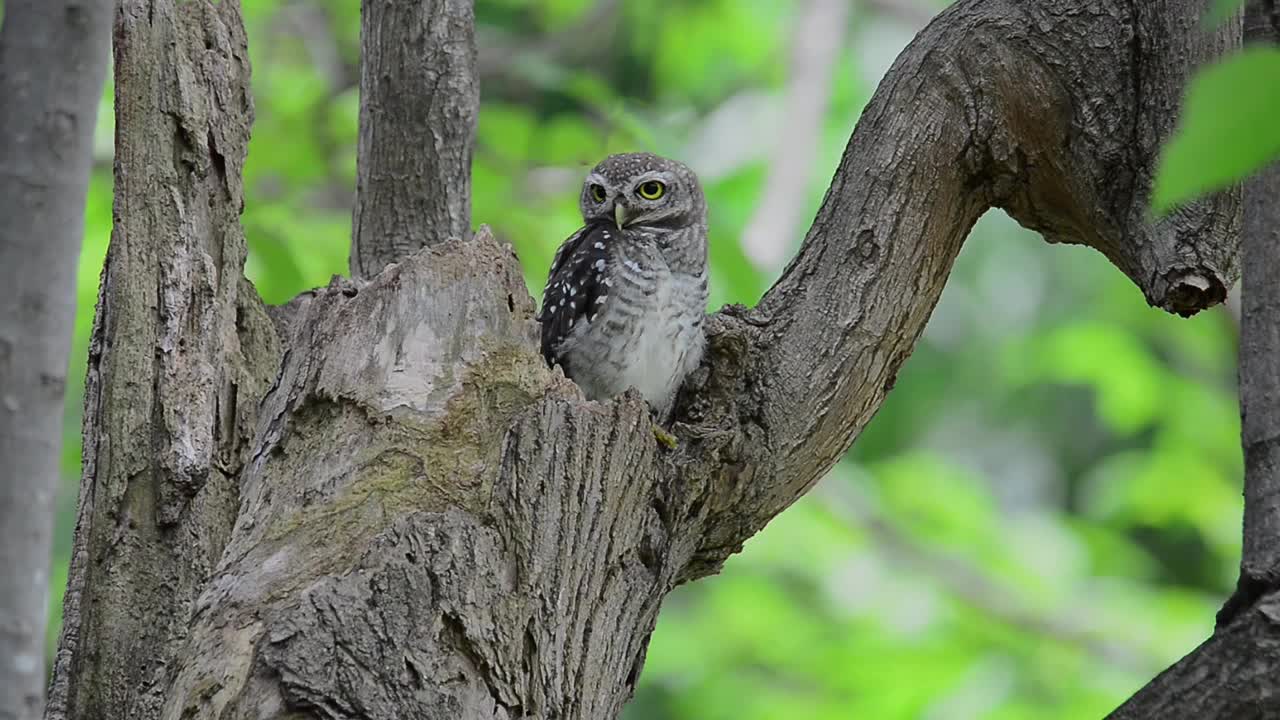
[557,242,705,415]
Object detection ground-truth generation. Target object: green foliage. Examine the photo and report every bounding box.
[1153,47,1280,214]
[1204,0,1247,28]
[53,1,1244,717]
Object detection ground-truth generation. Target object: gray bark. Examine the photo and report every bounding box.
[0,1,110,718]
[1239,0,1280,599]
[349,0,479,279]
[45,0,1252,719]
[1109,3,1280,716]
[42,2,280,719]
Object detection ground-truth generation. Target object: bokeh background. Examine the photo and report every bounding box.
[50,1,1244,718]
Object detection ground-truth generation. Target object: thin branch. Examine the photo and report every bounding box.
[476,0,622,82]
[1108,2,1280,716]
[1234,0,1280,604]
[742,0,851,270]
[864,0,941,26]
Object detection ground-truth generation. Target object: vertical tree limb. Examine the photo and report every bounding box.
[1108,3,1280,717]
[1234,0,1280,613]
[42,2,280,719]
[349,0,480,279]
[0,1,110,717]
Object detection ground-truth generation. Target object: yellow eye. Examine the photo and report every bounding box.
[637,180,666,200]
[589,184,607,203]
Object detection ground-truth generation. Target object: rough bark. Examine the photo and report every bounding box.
[0,1,110,718]
[49,0,1247,718]
[678,0,1238,576]
[1109,3,1280,716]
[1238,0,1280,608]
[42,2,281,719]
[348,0,479,279]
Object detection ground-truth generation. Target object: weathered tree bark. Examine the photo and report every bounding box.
[1236,0,1280,614]
[0,2,110,718]
[46,0,1248,718]
[349,0,479,279]
[1109,3,1280,717]
[42,2,280,719]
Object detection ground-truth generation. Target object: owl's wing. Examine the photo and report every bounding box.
[539,223,612,369]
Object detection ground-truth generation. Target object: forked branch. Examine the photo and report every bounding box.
[48,0,1250,718]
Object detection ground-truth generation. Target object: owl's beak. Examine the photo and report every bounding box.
[614,203,628,229]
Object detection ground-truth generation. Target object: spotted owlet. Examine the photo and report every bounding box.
[538,153,709,423]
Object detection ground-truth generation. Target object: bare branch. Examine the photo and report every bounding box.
[1235,0,1280,605]
[742,0,851,270]
[864,0,941,26]
[350,0,480,279]
[1106,593,1280,719]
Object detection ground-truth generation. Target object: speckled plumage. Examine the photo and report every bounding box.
[539,153,709,419]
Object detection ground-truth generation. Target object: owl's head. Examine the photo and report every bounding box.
[579,153,706,233]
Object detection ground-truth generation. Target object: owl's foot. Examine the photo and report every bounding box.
[651,422,678,450]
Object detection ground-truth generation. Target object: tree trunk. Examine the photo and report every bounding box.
[44,0,1256,719]
[0,2,110,718]
[1109,3,1280,715]
[42,2,279,719]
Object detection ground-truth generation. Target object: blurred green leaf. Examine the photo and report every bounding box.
[1007,322,1165,435]
[1152,47,1280,214]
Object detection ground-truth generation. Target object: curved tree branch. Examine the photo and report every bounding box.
[676,0,1239,578]
[349,0,480,279]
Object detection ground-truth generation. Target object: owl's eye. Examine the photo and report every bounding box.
[637,180,666,200]
[589,184,607,203]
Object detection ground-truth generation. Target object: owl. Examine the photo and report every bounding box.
[538,153,709,426]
